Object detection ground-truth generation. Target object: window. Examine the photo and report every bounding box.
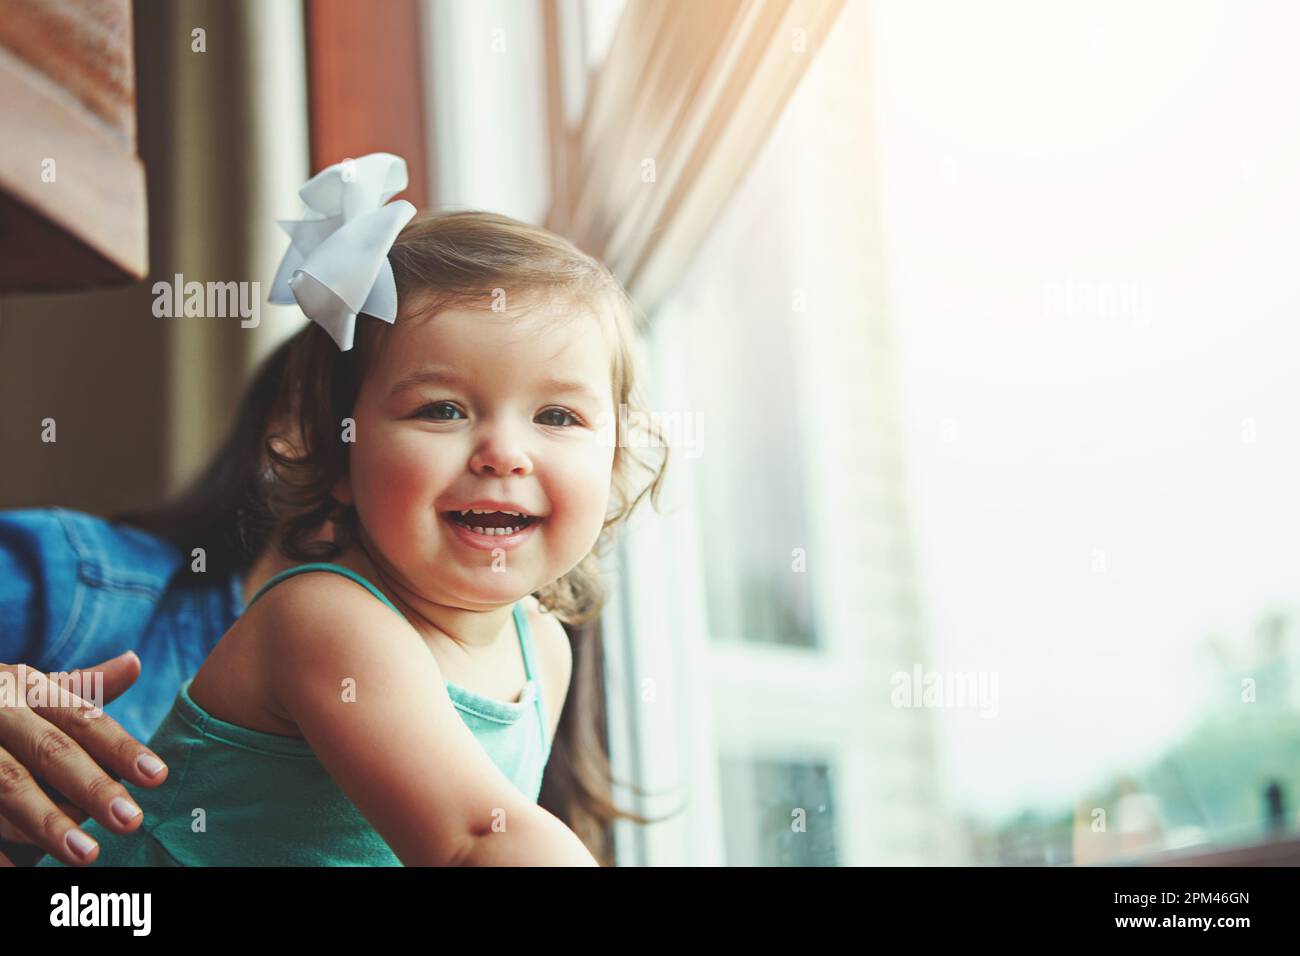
[719,757,838,866]
[663,218,818,650]
[610,0,1300,866]
[610,0,948,866]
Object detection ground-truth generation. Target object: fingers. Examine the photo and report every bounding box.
[20,668,169,791]
[7,701,160,832]
[0,849,13,867]
[0,800,89,843]
[0,669,168,865]
[0,810,33,843]
[0,746,101,865]
[68,651,142,707]
[0,662,166,865]
[56,800,89,825]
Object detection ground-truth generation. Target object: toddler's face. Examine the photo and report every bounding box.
[335,298,617,608]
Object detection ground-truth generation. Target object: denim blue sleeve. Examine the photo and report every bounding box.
[0,508,82,668]
[0,507,181,671]
[0,507,246,746]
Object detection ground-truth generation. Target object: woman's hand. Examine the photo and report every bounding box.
[0,652,169,866]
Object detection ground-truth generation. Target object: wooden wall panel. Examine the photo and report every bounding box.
[305,0,431,211]
[0,0,147,290]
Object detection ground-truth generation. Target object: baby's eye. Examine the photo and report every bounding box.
[416,401,465,421]
[537,407,582,428]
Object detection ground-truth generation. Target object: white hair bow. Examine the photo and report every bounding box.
[268,153,417,351]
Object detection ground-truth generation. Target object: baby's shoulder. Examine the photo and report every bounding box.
[240,567,412,662]
[191,568,405,734]
[244,565,364,613]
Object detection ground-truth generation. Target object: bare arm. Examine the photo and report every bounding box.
[258,575,597,867]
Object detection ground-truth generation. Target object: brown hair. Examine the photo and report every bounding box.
[117,210,678,862]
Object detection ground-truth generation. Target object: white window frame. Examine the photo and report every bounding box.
[601,0,954,866]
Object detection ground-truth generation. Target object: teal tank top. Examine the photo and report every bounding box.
[37,562,551,866]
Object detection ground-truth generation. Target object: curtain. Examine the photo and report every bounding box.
[545,0,847,319]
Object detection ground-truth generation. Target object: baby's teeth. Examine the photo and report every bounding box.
[467,525,524,535]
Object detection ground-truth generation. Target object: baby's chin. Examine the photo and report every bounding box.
[430,568,546,611]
